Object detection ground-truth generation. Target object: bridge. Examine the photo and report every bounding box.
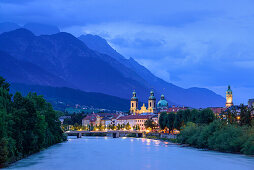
[65,130,146,138]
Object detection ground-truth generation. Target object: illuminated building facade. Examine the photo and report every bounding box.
[226,85,233,108]
[130,90,158,115]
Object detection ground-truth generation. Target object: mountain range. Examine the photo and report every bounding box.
[0,23,225,108]
[10,83,130,111]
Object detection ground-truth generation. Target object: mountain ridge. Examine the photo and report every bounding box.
[79,34,225,108]
[0,28,151,102]
[0,28,225,108]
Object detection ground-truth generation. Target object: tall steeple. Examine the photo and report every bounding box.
[226,85,233,108]
[148,90,156,113]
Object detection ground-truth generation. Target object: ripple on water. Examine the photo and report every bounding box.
[5,137,254,170]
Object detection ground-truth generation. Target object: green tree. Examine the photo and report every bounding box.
[182,109,191,124]
[159,112,167,130]
[174,111,183,130]
[0,77,10,91]
[208,125,246,153]
[190,109,199,123]
[166,113,175,134]
[239,104,252,126]
[126,122,131,130]
[0,138,8,166]
[223,107,237,124]
[63,113,87,125]
[117,124,121,130]
[144,118,156,130]
[111,124,116,130]
[98,123,103,131]
[197,108,215,124]
[121,124,125,129]
[0,77,65,166]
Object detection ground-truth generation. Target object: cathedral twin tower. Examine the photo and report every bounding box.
[130,90,156,115]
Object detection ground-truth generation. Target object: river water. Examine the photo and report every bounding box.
[5,136,254,170]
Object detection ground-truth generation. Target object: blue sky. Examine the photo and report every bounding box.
[0,0,254,104]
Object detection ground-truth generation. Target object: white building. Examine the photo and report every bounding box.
[116,115,153,131]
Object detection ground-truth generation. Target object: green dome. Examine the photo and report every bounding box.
[149,90,156,100]
[157,94,168,108]
[227,85,232,92]
[131,91,138,101]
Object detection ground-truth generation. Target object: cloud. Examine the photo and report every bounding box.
[1,0,254,104]
[110,37,165,48]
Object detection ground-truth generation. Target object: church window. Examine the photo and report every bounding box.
[132,103,133,107]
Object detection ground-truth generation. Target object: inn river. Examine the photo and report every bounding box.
[5,137,254,170]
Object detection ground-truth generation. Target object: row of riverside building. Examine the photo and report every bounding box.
[80,86,254,131]
[82,112,158,131]
[81,90,187,131]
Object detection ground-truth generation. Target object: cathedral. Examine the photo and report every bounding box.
[130,90,156,115]
[130,90,168,115]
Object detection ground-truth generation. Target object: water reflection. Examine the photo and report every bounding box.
[5,137,254,170]
[153,140,160,146]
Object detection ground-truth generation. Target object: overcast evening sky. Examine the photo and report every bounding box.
[0,0,254,104]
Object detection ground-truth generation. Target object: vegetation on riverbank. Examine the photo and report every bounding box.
[159,107,254,155]
[178,121,254,155]
[0,77,66,168]
[145,135,177,143]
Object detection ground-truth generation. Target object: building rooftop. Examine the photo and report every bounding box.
[82,114,97,122]
[117,115,152,120]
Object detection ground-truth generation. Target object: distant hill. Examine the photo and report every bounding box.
[23,23,60,35]
[79,34,225,108]
[10,83,130,111]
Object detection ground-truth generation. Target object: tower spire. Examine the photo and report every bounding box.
[148,89,156,113]
[130,90,138,114]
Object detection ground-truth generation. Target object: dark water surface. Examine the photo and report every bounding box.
[5,136,254,170]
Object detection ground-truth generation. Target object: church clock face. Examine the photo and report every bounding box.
[227,96,232,103]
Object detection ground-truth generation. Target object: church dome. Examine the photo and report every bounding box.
[149,90,156,100]
[227,85,232,93]
[157,94,168,108]
[131,91,138,101]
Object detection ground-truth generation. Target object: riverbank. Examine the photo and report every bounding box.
[145,134,178,143]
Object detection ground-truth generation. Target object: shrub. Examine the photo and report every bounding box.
[178,120,254,155]
[177,122,197,144]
